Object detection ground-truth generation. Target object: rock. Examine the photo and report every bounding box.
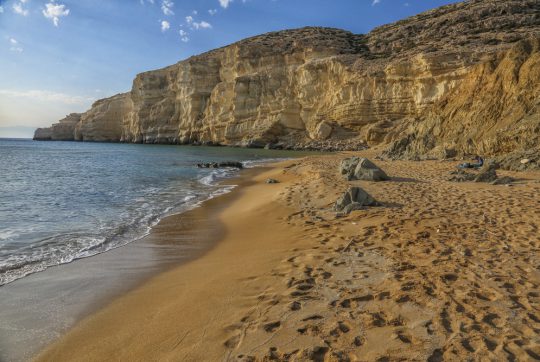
[34,1,539,161]
[309,121,333,141]
[448,169,476,182]
[334,187,377,214]
[474,161,498,183]
[339,157,360,175]
[492,176,514,185]
[342,202,365,214]
[494,149,539,171]
[265,178,279,184]
[197,161,243,169]
[340,157,389,181]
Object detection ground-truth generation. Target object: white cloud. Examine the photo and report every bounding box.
[12,2,29,16]
[8,38,23,52]
[185,16,211,30]
[0,6,4,13]
[161,20,170,32]
[208,9,217,15]
[140,0,155,4]
[0,90,95,105]
[219,0,232,9]
[43,2,70,27]
[372,0,381,5]
[192,10,197,15]
[179,29,189,42]
[161,0,174,15]
[193,21,212,30]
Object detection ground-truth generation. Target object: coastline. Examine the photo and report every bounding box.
[34,159,304,361]
[35,152,540,361]
[0,163,270,362]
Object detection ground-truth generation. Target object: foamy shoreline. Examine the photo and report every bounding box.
[0,164,273,362]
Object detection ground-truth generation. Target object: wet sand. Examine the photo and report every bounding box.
[0,170,256,362]
[36,152,540,361]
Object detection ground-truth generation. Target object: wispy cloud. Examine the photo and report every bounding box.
[179,29,189,42]
[161,0,174,15]
[208,9,217,15]
[8,37,23,52]
[219,0,232,9]
[161,20,170,32]
[12,1,29,16]
[372,0,381,5]
[0,90,95,105]
[0,6,4,13]
[43,2,70,27]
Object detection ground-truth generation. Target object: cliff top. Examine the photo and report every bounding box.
[184,0,539,63]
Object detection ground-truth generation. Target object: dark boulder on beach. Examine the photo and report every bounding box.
[334,187,377,214]
[474,161,498,183]
[339,157,389,182]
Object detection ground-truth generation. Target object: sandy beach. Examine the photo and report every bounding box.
[36,152,540,361]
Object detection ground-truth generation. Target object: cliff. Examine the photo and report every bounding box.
[35,0,540,165]
[34,113,81,141]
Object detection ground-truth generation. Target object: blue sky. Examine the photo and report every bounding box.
[0,0,462,137]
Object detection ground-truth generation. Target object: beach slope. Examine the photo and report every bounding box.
[37,154,540,361]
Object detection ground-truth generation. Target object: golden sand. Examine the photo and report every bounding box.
[36,152,540,361]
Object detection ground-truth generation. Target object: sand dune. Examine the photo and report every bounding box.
[36,153,540,361]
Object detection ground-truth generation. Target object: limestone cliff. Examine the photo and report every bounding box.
[35,0,540,164]
[34,113,81,141]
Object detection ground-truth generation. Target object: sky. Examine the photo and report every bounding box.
[0,0,462,138]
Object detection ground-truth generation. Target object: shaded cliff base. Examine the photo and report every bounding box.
[36,153,540,361]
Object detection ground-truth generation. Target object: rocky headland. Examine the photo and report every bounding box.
[35,0,539,167]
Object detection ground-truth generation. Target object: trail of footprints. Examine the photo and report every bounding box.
[224,158,540,361]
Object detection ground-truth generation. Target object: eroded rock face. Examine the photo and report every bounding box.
[75,94,132,142]
[35,0,540,163]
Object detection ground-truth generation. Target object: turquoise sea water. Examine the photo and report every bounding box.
[0,139,306,286]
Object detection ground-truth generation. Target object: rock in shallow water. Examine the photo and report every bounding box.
[196,161,244,169]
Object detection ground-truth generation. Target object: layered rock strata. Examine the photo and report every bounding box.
[35,0,540,162]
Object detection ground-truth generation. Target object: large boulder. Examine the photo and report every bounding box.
[309,121,333,141]
[339,157,389,181]
[334,187,377,214]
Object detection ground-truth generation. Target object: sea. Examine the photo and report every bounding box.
[0,138,306,287]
